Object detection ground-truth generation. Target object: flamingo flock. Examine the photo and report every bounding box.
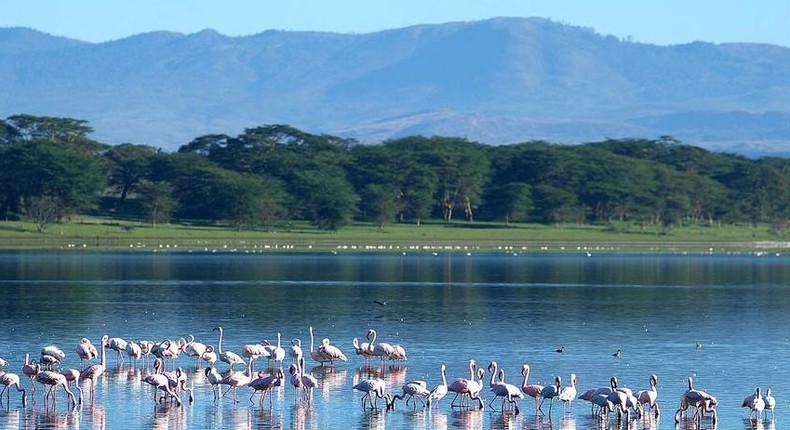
[0,326,778,430]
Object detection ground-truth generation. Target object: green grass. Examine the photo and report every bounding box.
[0,216,787,253]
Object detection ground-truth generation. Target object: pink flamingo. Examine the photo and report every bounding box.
[39,345,65,369]
[249,368,284,408]
[182,335,208,368]
[318,338,348,366]
[35,370,78,409]
[290,339,303,364]
[674,377,718,426]
[308,326,330,366]
[142,372,182,407]
[448,359,478,407]
[389,345,408,365]
[59,368,83,405]
[367,329,393,367]
[106,337,128,365]
[636,374,660,419]
[427,364,448,407]
[520,364,544,414]
[21,353,40,394]
[219,357,253,403]
[449,362,485,409]
[0,372,26,406]
[125,341,143,370]
[79,334,108,403]
[352,337,374,365]
[75,337,98,367]
[298,355,319,403]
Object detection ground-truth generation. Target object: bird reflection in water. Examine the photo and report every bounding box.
[357,408,386,430]
[26,406,74,430]
[252,408,282,429]
[743,418,775,430]
[291,403,317,430]
[1,409,20,430]
[429,409,448,430]
[310,366,347,401]
[450,408,483,430]
[560,416,576,430]
[87,403,106,430]
[489,409,518,430]
[151,404,186,430]
[354,365,407,387]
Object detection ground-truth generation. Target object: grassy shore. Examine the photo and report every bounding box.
[0,216,787,253]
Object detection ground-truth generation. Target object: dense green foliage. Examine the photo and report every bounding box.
[1,115,788,234]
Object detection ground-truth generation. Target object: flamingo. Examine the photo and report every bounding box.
[21,353,40,393]
[590,393,615,420]
[202,345,218,366]
[40,345,65,369]
[427,364,448,407]
[241,340,269,370]
[520,364,544,414]
[0,357,6,368]
[204,366,223,400]
[636,374,660,419]
[308,326,330,366]
[0,372,26,406]
[248,368,284,408]
[106,337,127,365]
[298,355,319,403]
[559,373,577,414]
[139,340,154,367]
[352,337,374,365]
[388,380,430,410]
[742,387,766,420]
[35,371,78,409]
[353,378,386,409]
[318,338,347,366]
[607,376,630,421]
[142,372,182,407]
[763,387,776,419]
[288,363,305,398]
[213,326,245,371]
[488,362,522,414]
[125,341,143,370]
[674,377,718,425]
[367,329,393,367]
[539,375,561,416]
[59,368,83,405]
[389,345,408,364]
[76,338,98,367]
[449,364,485,410]
[183,335,208,368]
[79,334,108,403]
[265,333,286,367]
[219,357,254,403]
[448,359,479,408]
[290,338,303,364]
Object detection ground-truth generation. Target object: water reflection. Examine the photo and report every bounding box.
[450,409,484,429]
[290,403,317,430]
[742,418,777,430]
[356,408,386,430]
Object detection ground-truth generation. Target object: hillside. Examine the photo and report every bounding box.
[1,18,788,155]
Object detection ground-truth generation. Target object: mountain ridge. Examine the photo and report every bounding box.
[1,17,788,156]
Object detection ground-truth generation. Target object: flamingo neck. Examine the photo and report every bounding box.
[441,367,447,386]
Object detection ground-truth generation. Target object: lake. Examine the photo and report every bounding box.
[0,250,786,429]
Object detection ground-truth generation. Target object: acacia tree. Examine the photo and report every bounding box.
[137,180,175,227]
[104,143,159,205]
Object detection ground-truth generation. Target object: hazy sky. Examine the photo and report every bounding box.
[2,1,789,46]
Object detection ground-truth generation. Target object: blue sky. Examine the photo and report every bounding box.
[1,1,788,46]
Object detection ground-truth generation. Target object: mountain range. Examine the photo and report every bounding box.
[1,17,788,156]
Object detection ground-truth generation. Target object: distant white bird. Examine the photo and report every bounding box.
[763,387,776,418]
[353,378,386,409]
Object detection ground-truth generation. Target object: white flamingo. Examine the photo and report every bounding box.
[183,334,208,368]
[559,373,577,414]
[367,329,393,367]
[427,364,448,407]
[204,366,223,400]
[539,375,562,416]
[488,362,522,413]
[75,338,98,367]
[308,327,330,366]
[353,377,387,409]
[219,357,254,403]
[742,387,766,420]
[213,326,245,371]
[106,337,128,365]
[763,387,776,419]
[388,380,430,409]
[318,338,347,366]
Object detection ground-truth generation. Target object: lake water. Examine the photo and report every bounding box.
[0,250,786,429]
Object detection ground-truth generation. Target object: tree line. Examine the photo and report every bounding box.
[1,114,788,234]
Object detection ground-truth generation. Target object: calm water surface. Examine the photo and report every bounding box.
[0,250,786,429]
